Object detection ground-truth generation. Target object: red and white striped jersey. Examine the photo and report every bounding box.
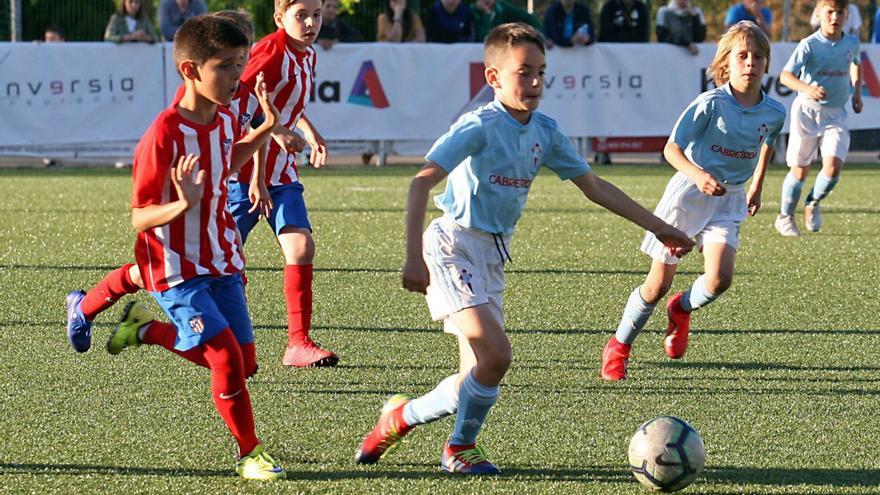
[240,28,316,187]
[131,106,246,293]
[172,82,261,140]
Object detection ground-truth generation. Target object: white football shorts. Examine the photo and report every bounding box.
[423,216,507,335]
[641,171,747,265]
[786,95,850,166]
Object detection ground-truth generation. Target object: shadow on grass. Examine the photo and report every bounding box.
[5,462,876,487]
[705,465,880,487]
[656,360,880,373]
[0,263,713,276]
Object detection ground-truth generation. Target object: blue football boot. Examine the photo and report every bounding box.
[65,290,92,353]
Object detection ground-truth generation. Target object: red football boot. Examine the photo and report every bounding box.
[664,292,691,359]
[282,337,339,367]
[601,337,631,381]
[355,394,412,464]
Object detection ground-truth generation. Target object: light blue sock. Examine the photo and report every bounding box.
[780,172,804,216]
[614,287,657,345]
[402,375,458,426]
[806,172,839,204]
[680,275,719,312]
[449,371,499,446]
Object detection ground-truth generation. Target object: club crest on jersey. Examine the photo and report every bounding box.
[239,112,252,131]
[222,138,232,157]
[757,122,769,143]
[188,315,206,334]
[459,268,474,294]
[716,117,727,134]
[530,142,543,172]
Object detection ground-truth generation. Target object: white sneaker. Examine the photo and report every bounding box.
[775,214,801,237]
[804,201,822,232]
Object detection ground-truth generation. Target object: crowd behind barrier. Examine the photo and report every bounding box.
[1,41,878,161]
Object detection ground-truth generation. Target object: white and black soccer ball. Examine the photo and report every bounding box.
[628,416,706,492]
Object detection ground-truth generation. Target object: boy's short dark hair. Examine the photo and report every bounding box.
[213,9,256,44]
[173,15,249,69]
[484,22,545,66]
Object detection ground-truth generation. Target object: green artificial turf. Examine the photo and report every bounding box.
[0,163,878,494]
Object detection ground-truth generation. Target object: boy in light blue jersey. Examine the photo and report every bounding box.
[775,0,863,236]
[601,21,786,381]
[354,22,693,474]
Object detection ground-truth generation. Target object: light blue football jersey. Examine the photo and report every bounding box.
[783,30,860,108]
[670,83,786,185]
[426,99,590,236]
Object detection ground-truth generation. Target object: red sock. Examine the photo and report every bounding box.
[80,264,140,321]
[202,329,259,457]
[283,264,313,346]
[240,342,258,379]
[142,321,209,369]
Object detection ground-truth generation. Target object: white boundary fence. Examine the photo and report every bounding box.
[1,42,879,160]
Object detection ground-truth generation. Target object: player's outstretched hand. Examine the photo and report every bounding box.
[271,127,307,154]
[248,181,274,219]
[746,189,762,216]
[254,72,281,129]
[402,257,430,294]
[695,171,726,196]
[171,153,205,210]
[655,224,695,258]
[807,85,826,102]
[304,126,328,169]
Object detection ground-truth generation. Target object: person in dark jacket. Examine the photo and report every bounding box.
[425,0,475,42]
[317,0,364,50]
[656,0,706,55]
[544,0,594,47]
[598,0,649,43]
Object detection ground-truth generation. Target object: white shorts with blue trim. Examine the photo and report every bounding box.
[423,216,508,335]
[786,95,850,166]
[641,172,747,265]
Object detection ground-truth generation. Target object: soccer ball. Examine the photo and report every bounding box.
[628,416,706,492]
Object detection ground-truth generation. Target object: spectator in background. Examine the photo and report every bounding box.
[597,0,648,164]
[656,0,706,55]
[810,2,861,38]
[44,26,65,42]
[598,0,649,42]
[105,0,158,43]
[158,0,207,41]
[318,0,364,50]
[544,0,594,47]
[472,0,542,42]
[426,0,475,43]
[377,0,426,42]
[724,0,771,37]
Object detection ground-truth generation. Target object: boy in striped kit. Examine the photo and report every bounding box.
[103,15,286,480]
[601,21,786,381]
[232,0,338,367]
[355,23,693,474]
[774,0,862,236]
[63,10,274,353]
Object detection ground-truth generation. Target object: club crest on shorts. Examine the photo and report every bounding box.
[459,268,474,294]
[188,315,206,334]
